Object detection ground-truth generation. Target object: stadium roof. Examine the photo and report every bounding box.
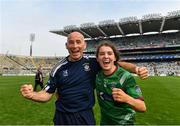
[50,10,180,39]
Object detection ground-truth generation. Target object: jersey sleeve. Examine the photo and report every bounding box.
[44,57,66,93]
[44,74,57,93]
[124,74,144,100]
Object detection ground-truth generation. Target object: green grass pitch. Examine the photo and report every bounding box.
[0,76,180,125]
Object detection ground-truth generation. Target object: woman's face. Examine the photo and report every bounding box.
[97,45,116,75]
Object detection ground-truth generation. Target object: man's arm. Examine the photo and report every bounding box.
[118,61,148,80]
[20,84,53,102]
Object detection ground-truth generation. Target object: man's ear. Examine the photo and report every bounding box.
[84,41,87,49]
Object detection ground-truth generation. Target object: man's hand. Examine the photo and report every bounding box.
[136,67,148,80]
[20,84,34,99]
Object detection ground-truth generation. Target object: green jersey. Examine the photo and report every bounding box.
[96,66,144,125]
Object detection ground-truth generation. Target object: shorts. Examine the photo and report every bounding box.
[53,109,96,125]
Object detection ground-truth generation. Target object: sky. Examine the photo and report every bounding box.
[1,0,180,57]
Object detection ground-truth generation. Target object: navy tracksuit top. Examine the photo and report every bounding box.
[45,56,100,112]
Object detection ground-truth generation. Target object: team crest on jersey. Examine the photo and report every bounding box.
[135,85,142,95]
[63,70,68,77]
[83,63,90,71]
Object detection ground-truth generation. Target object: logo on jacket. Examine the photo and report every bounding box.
[83,63,90,71]
[63,70,68,77]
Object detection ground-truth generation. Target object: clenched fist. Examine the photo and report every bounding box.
[136,67,148,80]
[112,88,130,103]
[20,84,34,99]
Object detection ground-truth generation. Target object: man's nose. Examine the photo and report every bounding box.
[72,43,77,48]
[104,53,108,58]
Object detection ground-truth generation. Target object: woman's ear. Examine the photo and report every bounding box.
[96,56,100,63]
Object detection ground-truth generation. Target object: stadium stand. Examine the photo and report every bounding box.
[50,10,180,76]
[1,10,179,76]
[0,54,63,76]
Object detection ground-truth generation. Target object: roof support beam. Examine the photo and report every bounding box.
[116,23,124,36]
[62,31,69,36]
[79,28,93,38]
[139,21,143,35]
[160,17,166,33]
[96,26,107,37]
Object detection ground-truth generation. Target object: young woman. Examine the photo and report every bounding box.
[96,41,146,125]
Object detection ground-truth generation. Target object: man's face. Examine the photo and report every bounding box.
[66,33,86,61]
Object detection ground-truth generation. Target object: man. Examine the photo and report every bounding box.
[34,65,44,91]
[20,32,148,125]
